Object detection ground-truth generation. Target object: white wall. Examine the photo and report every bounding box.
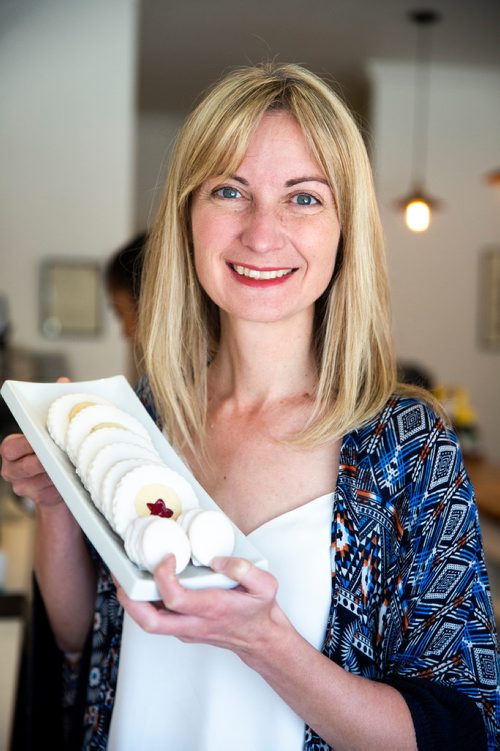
[135,111,185,231]
[370,61,500,461]
[0,0,137,382]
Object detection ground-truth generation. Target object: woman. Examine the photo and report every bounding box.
[1,63,498,750]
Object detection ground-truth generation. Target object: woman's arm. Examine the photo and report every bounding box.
[116,554,417,751]
[380,402,498,749]
[1,433,96,652]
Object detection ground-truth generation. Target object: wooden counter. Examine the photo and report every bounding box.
[466,459,500,522]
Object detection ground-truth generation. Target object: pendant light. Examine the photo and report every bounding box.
[485,169,500,188]
[395,9,442,232]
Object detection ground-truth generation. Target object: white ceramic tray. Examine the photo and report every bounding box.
[1,376,267,600]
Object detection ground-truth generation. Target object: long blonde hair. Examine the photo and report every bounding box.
[139,62,397,454]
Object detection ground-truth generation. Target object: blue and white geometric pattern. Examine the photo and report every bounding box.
[307,396,499,750]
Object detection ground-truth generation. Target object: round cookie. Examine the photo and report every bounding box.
[179,508,235,567]
[76,426,155,485]
[123,516,152,566]
[177,508,201,535]
[47,392,112,449]
[65,404,151,464]
[124,516,191,574]
[110,464,200,537]
[85,442,160,501]
[99,458,161,521]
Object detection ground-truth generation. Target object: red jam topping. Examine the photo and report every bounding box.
[147,499,174,518]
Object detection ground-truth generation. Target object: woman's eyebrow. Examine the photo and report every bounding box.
[228,174,329,188]
[229,174,249,186]
[285,177,329,187]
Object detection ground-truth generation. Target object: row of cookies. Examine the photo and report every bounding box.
[46,392,235,574]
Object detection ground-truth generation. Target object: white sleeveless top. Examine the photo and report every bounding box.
[108,492,334,751]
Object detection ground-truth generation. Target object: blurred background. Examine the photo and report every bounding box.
[0,0,499,457]
[0,1,499,747]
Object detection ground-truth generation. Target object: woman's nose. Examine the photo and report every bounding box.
[239,205,286,254]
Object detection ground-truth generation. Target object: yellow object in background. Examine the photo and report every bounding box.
[453,387,478,429]
[432,384,481,458]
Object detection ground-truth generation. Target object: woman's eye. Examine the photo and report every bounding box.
[214,186,240,199]
[292,193,319,206]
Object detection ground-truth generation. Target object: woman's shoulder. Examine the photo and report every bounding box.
[357,390,450,445]
[350,390,461,483]
[344,392,469,507]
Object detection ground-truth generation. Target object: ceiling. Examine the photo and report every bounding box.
[138,0,500,118]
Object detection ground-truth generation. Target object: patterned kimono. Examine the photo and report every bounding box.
[75,387,499,749]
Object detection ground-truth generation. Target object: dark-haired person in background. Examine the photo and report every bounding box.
[104,232,147,345]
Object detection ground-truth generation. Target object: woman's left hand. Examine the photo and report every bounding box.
[115,555,291,664]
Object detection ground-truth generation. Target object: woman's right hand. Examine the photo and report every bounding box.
[0,433,63,506]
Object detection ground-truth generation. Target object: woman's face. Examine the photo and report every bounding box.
[190,111,341,327]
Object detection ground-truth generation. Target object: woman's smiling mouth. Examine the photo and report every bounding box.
[228,262,296,281]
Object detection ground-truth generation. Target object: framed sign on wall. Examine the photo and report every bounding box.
[40,259,102,339]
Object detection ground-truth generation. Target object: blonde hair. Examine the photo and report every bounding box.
[139,62,397,454]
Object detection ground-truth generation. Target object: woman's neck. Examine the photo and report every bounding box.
[209,314,317,410]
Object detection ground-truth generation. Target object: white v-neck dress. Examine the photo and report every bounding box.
[108,492,334,751]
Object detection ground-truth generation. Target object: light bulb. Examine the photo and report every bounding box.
[405,199,431,232]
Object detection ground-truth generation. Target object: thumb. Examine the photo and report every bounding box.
[211,557,277,599]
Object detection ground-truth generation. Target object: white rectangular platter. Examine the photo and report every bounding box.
[1,376,267,600]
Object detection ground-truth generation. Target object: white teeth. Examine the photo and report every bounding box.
[232,264,293,280]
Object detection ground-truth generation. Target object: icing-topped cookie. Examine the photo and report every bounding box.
[47,392,112,449]
[99,458,160,521]
[85,442,160,500]
[110,463,200,537]
[65,404,150,464]
[75,427,155,485]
